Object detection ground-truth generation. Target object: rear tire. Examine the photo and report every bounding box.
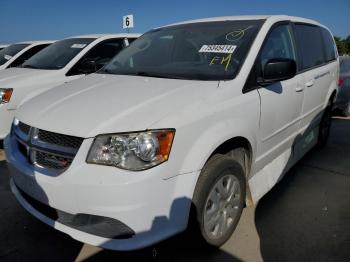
[191,153,246,247]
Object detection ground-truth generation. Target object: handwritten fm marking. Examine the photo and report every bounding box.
[209,53,232,71]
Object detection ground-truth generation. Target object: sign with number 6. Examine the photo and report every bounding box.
[123,14,134,29]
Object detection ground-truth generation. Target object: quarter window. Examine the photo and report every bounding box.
[321,28,337,62]
[294,24,325,70]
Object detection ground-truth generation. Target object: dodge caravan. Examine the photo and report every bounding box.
[0,34,140,140]
[5,15,339,250]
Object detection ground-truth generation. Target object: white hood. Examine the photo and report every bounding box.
[15,73,218,138]
[0,68,58,86]
[0,68,65,109]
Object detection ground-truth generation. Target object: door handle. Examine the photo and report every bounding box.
[295,86,304,92]
[305,80,314,87]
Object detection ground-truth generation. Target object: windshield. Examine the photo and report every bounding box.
[22,38,95,70]
[340,59,350,74]
[0,44,29,66]
[101,20,264,80]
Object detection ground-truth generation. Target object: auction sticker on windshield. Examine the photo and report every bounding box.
[199,45,237,54]
[4,55,12,60]
[71,44,87,49]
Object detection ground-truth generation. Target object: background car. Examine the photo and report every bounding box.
[0,41,53,70]
[0,44,9,51]
[0,33,140,141]
[335,56,350,116]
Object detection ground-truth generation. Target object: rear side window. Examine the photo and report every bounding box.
[294,24,325,70]
[321,28,337,62]
[67,38,125,76]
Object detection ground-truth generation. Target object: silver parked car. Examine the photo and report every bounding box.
[335,56,350,116]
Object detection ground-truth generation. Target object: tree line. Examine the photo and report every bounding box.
[334,36,350,55]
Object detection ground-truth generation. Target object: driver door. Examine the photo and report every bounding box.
[255,23,304,171]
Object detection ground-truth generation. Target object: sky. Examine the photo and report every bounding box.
[0,0,349,43]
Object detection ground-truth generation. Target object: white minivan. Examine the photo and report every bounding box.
[5,15,339,250]
[0,41,53,70]
[0,34,139,140]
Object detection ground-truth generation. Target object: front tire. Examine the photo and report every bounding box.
[192,153,246,247]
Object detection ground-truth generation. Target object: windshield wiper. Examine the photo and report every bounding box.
[135,71,187,79]
[100,68,114,74]
[22,64,39,69]
[98,69,188,80]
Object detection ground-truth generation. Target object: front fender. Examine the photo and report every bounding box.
[179,119,258,174]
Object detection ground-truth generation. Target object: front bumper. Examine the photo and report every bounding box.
[0,105,15,139]
[4,134,199,250]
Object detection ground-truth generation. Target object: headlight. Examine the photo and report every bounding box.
[86,129,175,171]
[0,88,13,104]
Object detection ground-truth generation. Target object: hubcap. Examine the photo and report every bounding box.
[203,174,241,240]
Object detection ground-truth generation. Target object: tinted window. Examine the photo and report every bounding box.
[9,44,50,68]
[102,20,265,80]
[260,24,296,68]
[22,38,95,70]
[294,24,325,70]
[0,44,29,66]
[67,39,125,76]
[321,28,337,62]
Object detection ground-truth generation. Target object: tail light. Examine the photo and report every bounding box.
[338,77,345,87]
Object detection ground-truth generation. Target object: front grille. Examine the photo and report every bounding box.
[38,130,84,149]
[18,122,30,135]
[35,151,73,170]
[13,122,84,175]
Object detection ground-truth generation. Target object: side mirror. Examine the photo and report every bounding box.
[79,60,97,74]
[258,58,297,85]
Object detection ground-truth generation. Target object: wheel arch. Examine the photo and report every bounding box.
[188,134,256,207]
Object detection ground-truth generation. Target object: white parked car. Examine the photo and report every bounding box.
[0,41,53,70]
[0,44,9,51]
[0,34,140,140]
[5,15,339,250]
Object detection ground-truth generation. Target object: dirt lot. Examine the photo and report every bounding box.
[0,117,349,262]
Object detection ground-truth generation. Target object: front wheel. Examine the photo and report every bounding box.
[191,154,246,247]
